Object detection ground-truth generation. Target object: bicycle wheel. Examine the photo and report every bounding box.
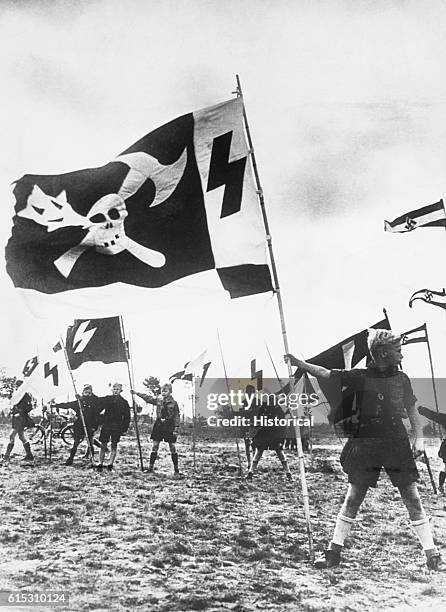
[61,425,75,446]
[27,425,45,445]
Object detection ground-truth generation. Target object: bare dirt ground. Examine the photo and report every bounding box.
[1,425,446,612]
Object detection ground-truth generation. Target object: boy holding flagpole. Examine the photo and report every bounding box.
[97,382,130,472]
[286,329,443,570]
[132,383,180,475]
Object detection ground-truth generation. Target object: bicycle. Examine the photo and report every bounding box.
[27,407,75,447]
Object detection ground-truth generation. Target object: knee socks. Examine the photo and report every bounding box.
[171,452,179,472]
[331,514,356,547]
[411,516,435,551]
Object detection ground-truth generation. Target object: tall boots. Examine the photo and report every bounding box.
[2,442,14,463]
[277,450,292,480]
[171,452,180,474]
[147,451,157,473]
[65,447,77,466]
[439,471,446,493]
[23,442,34,462]
[147,452,180,474]
[2,441,33,464]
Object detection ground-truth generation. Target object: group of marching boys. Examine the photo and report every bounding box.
[2,329,446,569]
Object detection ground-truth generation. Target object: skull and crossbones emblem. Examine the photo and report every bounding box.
[17,149,187,278]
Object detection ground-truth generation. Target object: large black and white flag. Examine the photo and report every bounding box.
[13,341,70,403]
[6,98,272,301]
[66,317,127,370]
[384,200,446,233]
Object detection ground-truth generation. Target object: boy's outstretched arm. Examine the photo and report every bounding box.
[418,405,446,428]
[284,353,331,379]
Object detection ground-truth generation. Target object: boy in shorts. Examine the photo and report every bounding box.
[286,330,442,570]
[56,384,102,466]
[1,380,34,464]
[97,382,130,472]
[132,383,180,474]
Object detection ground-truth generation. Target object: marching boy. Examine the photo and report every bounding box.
[132,383,180,474]
[286,329,442,570]
[1,380,34,464]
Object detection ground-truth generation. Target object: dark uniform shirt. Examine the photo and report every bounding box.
[330,365,416,439]
[11,393,33,430]
[101,395,131,433]
[136,392,180,430]
[331,365,419,488]
[57,395,102,430]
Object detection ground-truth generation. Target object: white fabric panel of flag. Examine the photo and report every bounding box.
[13,342,71,404]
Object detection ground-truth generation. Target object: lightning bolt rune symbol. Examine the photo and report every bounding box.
[73,321,97,353]
[23,356,39,377]
[44,361,59,386]
[206,131,247,219]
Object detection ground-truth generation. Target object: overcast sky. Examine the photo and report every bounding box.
[1,0,446,398]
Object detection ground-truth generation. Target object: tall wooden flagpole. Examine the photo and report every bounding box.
[265,341,284,388]
[303,374,314,464]
[217,329,243,477]
[235,75,314,560]
[191,380,197,473]
[48,401,53,463]
[42,399,47,460]
[60,337,95,466]
[425,324,440,416]
[119,317,144,472]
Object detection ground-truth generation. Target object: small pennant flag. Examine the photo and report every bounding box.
[409,288,446,310]
[250,359,263,391]
[293,316,391,380]
[401,323,428,345]
[66,317,127,370]
[170,350,211,387]
[384,200,446,233]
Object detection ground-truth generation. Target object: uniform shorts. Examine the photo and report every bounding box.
[12,414,34,432]
[438,439,446,462]
[340,437,419,489]
[99,427,123,445]
[73,422,95,441]
[251,434,284,452]
[151,419,177,443]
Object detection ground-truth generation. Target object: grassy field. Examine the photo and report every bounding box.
[1,425,446,611]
